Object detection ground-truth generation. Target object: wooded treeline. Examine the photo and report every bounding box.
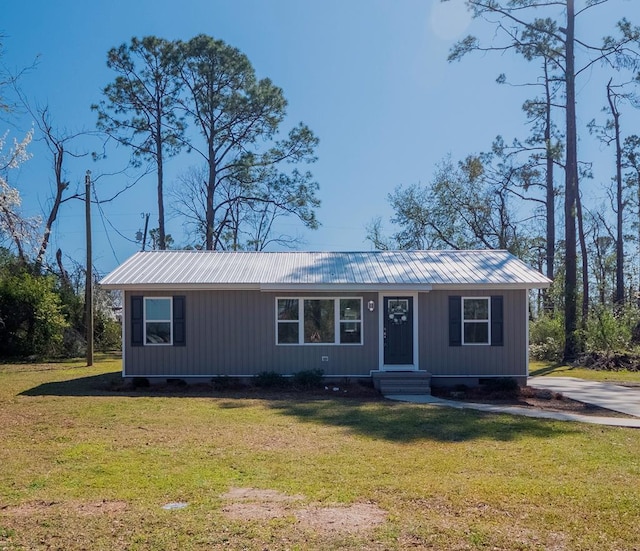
[369,0,640,364]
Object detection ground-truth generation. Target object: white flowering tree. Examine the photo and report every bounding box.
[0,129,40,262]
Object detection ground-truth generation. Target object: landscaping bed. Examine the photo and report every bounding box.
[432,380,635,418]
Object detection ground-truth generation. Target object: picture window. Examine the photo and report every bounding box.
[276,297,362,345]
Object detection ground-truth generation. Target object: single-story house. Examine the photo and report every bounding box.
[99,249,550,390]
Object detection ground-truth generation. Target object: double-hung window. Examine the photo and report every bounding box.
[277,298,300,344]
[144,297,173,345]
[339,298,362,344]
[276,298,362,345]
[462,297,490,345]
[131,295,186,347]
[449,295,503,347]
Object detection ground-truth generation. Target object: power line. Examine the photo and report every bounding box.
[92,185,125,265]
[92,190,141,247]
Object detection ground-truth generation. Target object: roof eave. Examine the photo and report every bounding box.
[98,283,435,292]
[98,282,262,292]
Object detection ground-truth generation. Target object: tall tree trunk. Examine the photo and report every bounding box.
[35,141,65,273]
[205,137,216,251]
[205,174,215,251]
[563,0,579,361]
[544,62,555,282]
[637,166,640,308]
[155,121,166,250]
[576,185,589,323]
[55,248,71,289]
[607,80,624,306]
[544,61,556,312]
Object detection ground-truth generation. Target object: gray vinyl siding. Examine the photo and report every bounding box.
[419,289,528,377]
[123,288,528,380]
[124,290,378,378]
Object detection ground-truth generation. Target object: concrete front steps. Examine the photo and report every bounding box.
[372,371,432,396]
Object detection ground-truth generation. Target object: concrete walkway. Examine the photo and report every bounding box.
[387,377,640,428]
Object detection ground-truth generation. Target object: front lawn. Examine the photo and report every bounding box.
[530,361,640,383]
[1,357,639,550]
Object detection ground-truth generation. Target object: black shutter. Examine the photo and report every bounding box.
[131,295,143,346]
[173,296,186,346]
[449,295,462,346]
[491,295,504,346]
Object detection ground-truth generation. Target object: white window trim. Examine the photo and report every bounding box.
[276,297,363,346]
[144,296,173,346]
[461,296,491,346]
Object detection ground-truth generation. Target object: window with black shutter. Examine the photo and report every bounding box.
[131,295,143,347]
[490,295,503,346]
[448,296,462,346]
[173,296,186,346]
[131,295,186,347]
[449,295,504,347]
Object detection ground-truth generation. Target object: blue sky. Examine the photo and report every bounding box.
[2,0,639,275]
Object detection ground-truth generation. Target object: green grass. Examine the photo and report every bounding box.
[1,356,640,549]
[530,360,640,383]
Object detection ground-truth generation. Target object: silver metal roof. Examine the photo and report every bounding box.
[99,250,551,290]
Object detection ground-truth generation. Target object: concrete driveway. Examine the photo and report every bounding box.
[388,376,640,428]
[528,376,640,418]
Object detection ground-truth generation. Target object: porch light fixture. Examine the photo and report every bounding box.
[367,300,375,312]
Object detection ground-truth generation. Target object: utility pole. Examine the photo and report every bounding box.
[136,213,151,251]
[142,212,150,251]
[85,170,94,367]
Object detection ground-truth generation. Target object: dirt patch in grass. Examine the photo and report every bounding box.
[221,487,386,534]
[222,487,304,502]
[296,503,387,534]
[1,499,128,517]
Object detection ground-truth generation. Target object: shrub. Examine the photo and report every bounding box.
[254,371,287,388]
[292,369,324,389]
[212,376,232,390]
[61,327,86,357]
[529,313,564,361]
[95,316,122,352]
[132,377,150,388]
[481,377,519,393]
[0,268,68,357]
[583,304,640,354]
